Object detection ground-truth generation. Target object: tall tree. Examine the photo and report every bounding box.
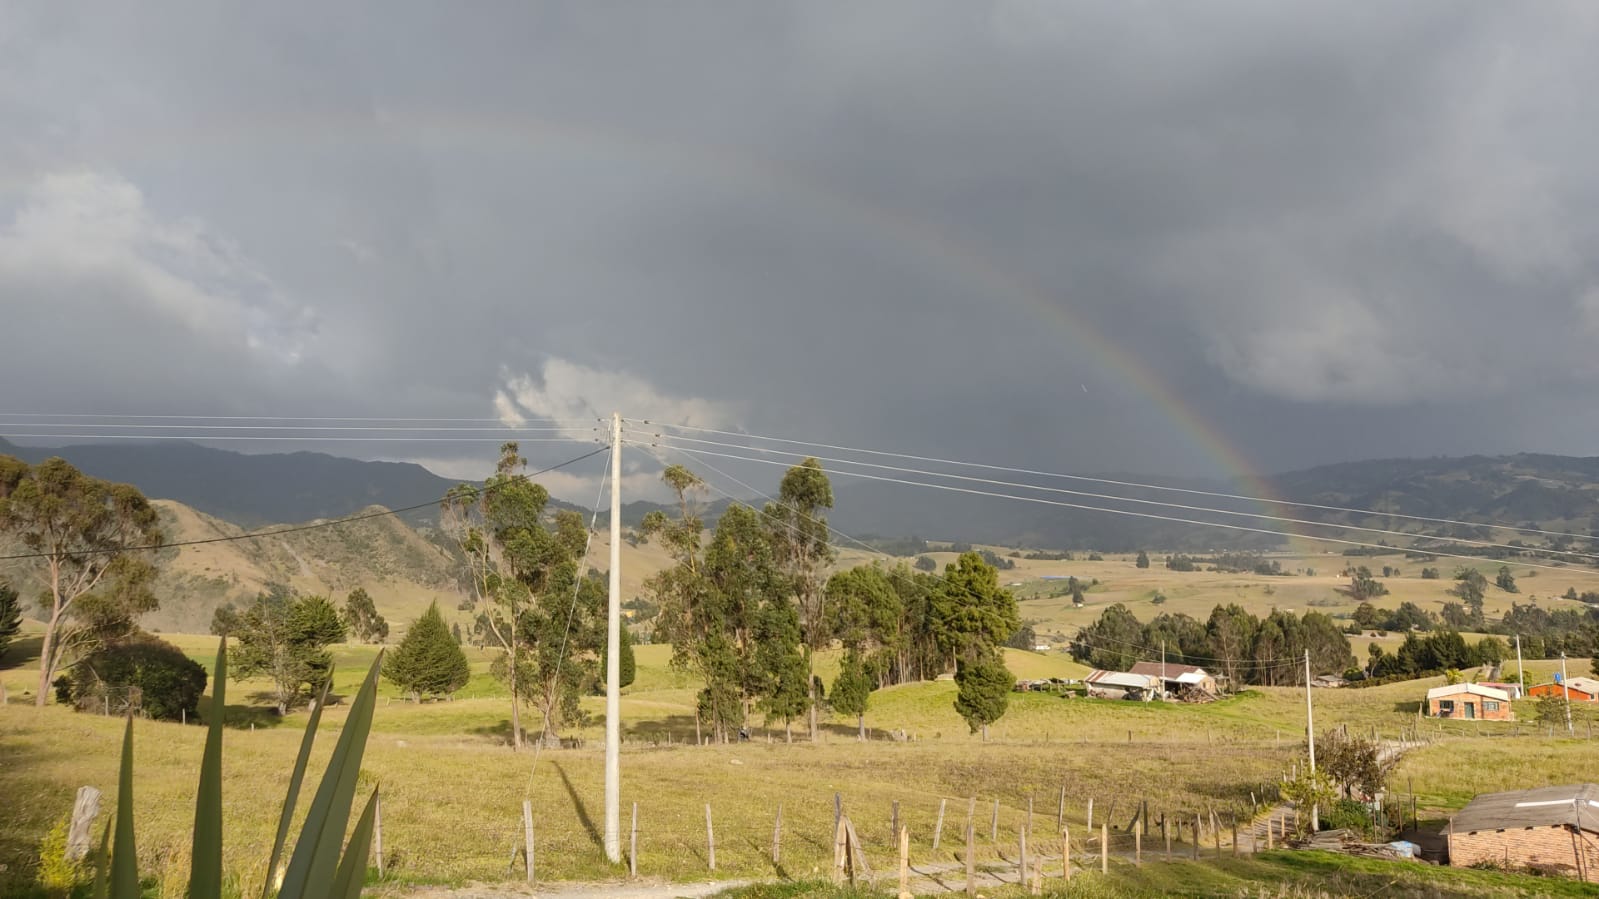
[599,625,636,690]
[231,588,347,714]
[1068,603,1143,671]
[762,458,834,741]
[383,601,469,701]
[0,456,164,706]
[1495,565,1519,594]
[0,582,20,662]
[442,442,586,751]
[751,597,809,741]
[342,587,389,644]
[1135,550,1150,569]
[1346,567,1388,602]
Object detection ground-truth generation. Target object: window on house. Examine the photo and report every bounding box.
[1484,701,1499,711]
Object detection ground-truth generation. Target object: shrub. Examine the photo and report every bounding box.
[61,633,207,721]
[1321,799,1375,837]
[35,815,83,893]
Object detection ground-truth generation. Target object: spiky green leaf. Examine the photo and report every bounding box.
[328,788,379,899]
[109,716,139,898]
[91,819,110,899]
[262,676,331,899]
[277,652,382,899]
[189,638,227,897]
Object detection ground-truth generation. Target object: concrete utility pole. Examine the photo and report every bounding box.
[1560,653,1574,736]
[604,412,623,863]
[1304,650,1318,833]
[1515,635,1524,695]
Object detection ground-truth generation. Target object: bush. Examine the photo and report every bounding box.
[1321,799,1375,837]
[61,633,208,721]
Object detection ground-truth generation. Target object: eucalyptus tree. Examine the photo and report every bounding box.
[0,456,164,705]
[761,458,834,741]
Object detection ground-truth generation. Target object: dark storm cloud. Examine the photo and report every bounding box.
[3,1,1598,496]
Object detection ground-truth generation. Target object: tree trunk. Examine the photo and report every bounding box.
[35,617,57,706]
[785,721,792,743]
[982,723,989,743]
[857,714,866,742]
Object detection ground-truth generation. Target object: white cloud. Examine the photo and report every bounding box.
[0,171,318,365]
[498,357,738,429]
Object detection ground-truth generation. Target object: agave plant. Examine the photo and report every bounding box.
[93,638,383,898]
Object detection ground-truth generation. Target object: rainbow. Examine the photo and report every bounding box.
[7,106,1300,548]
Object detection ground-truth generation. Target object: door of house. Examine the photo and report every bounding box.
[1465,702,1475,719]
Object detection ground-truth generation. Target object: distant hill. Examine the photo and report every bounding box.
[0,438,461,528]
[3,438,1597,556]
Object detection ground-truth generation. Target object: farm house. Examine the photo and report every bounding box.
[1084,669,1160,701]
[1446,783,1599,882]
[1527,677,1599,702]
[1425,683,1513,721]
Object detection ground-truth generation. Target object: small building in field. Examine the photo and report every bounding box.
[1128,661,1219,697]
[1527,677,1599,702]
[1426,683,1513,721]
[1446,783,1599,882]
[1084,669,1160,701]
[1477,681,1524,700]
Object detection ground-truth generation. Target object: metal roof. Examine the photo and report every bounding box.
[1129,661,1211,682]
[1449,783,1599,835]
[1084,670,1160,689]
[1425,683,1510,701]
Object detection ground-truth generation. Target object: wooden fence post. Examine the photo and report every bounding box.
[630,802,639,878]
[522,800,535,884]
[991,798,1000,843]
[1134,824,1141,865]
[374,790,384,877]
[706,803,716,871]
[1266,815,1273,849]
[898,826,910,899]
[933,798,947,851]
[1100,823,1108,874]
[1231,817,1238,857]
[1031,850,1043,895]
[1086,797,1094,832]
[967,795,977,838]
[772,802,783,866]
[1019,825,1028,888]
[1027,794,1034,839]
[891,800,900,844]
[1164,813,1172,859]
[1192,815,1201,860]
[1062,825,1071,882]
[1057,784,1066,831]
[965,823,976,896]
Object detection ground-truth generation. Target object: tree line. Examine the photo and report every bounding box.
[1069,603,1355,687]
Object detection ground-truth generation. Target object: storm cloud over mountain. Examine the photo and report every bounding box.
[4,3,1599,501]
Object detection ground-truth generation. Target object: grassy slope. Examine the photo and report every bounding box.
[5,629,1599,895]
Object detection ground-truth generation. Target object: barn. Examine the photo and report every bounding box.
[1446,783,1599,882]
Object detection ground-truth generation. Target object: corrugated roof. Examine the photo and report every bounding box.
[1425,683,1509,701]
[1085,670,1160,689]
[1449,783,1599,835]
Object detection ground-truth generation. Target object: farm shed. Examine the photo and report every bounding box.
[1084,669,1160,701]
[1425,683,1513,721]
[1527,677,1599,702]
[1476,681,1524,700]
[1446,783,1599,882]
[1129,661,1218,697]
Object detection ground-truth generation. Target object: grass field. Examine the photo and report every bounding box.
[5,623,1599,897]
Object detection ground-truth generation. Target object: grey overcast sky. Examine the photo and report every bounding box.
[4,2,1599,501]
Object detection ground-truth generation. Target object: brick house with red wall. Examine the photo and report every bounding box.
[1426,683,1514,721]
[1527,677,1599,702]
[1447,783,1599,882]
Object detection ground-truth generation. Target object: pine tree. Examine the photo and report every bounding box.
[600,626,637,690]
[954,649,1012,740]
[383,601,470,702]
[829,649,873,741]
[342,587,389,644]
[0,582,20,662]
[753,597,808,741]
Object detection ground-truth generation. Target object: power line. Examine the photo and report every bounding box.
[629,431,1599,565]
[0,446,610,561]
[0,433,601,443]
[647,442,885,559]
[632,419,1599,545]
[647,444,1588,575]
[2,412,594,424]
[0,423,596,432]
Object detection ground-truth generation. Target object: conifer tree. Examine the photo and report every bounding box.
[383,601,469,702]
[830,649,873,741]
[954,649,1012,740]
[0,582,20,662]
